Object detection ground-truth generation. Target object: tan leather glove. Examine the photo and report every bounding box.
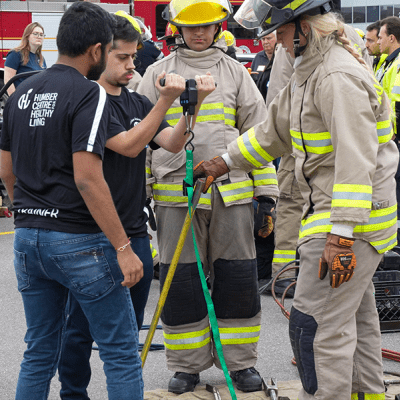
[193,156,230,193]
[319,233,356,288]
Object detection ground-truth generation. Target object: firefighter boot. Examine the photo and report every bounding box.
[230,367,263,392]
[168,372,200,394]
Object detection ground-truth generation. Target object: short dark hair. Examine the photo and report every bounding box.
[57,2,116,57]
[380,16,400,43]
[366,21,381,33]
[112,15,142,49]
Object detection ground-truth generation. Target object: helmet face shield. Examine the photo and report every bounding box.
[234,0,331,37]
[234,0,274,29]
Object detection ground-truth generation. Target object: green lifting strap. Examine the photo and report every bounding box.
[185,149,237,400]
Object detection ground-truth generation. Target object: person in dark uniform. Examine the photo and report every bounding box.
[57,14,215,400]
[250,32,276,85]
[0,3,146,399]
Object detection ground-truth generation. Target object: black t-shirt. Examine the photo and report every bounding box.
[0,64,110,233]
[105,87,169,237]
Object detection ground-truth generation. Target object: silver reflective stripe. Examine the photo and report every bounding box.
[393,86,400,95]
[241,130,272,165]
[377,125,392,137]
[332,192,372,201]
[303,138,332,148]
[163,331,211,346]
[300,217,331,233]
[374,236,397,252]
[220,331,260,340]
[220,185,253,198]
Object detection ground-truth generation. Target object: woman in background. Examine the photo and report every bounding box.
[4,22,46,95]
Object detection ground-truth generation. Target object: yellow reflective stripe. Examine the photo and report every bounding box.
[165,103,236,126]
[218,180,254,202]
[252,167,278,186]
[290,130,305,152]
[219,325,261,345]
[153,183,211,204]
[376,119,392,143]
[370,232,397,254]
[351,393,385,400]
[299,212,332,239]
[273,249,296,263]
[150,243,158,258]
[145,167,151,175]
[290,130,333,154]
[299,207,397,252]
[332,184,372,209]
[353,204,397,233]
[238,127,274,168]
[163,327,211,350]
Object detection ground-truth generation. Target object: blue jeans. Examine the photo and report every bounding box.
[58,235,153,400]
[13,228,143,400]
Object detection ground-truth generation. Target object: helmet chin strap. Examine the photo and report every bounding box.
[293,18,308,58]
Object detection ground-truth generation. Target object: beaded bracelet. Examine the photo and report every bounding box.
[116,238,131,252]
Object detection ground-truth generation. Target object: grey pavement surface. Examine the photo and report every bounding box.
[1,216,400,399]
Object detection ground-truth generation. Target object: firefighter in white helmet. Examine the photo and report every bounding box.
[194,0,398,398]
[137,0,278,393]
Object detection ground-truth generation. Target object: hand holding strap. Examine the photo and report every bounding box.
[193,156,230,193]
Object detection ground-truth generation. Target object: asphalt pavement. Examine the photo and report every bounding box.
[1,216,400,399]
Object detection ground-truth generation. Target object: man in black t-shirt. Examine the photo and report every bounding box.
[58,15,215,399]
[0,3,150,399]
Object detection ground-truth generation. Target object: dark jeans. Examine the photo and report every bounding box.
[58,235,153,400]
[14,228,143,400]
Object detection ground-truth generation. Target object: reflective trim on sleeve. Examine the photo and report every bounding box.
[237,127,275,168]
[163,326,211,350]
[219,325,261,345]
[376,119,392,144]
[272,249,297,264]
[252,167,278,186]
[370,232,397,254]
[299,206,397,253]
[218,179,254,203]
[153,183,211,205]
[332,184,372,209]
[353,204,397,234]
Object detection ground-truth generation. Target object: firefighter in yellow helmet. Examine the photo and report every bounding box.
[137,0,279,394]
[194,0,398,398]
[219,30,236,46]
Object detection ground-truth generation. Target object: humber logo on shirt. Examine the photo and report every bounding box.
[18,89,33,110]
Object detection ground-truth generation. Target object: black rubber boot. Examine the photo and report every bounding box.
[168,372,200,394]
[230,367,263,392]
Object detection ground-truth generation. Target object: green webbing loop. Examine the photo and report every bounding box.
[185,149,237,400]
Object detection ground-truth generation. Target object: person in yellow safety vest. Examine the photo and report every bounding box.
[194,0,398,398]
[377,17,400,133]
[137,0,279,393]
[365,21,388,74]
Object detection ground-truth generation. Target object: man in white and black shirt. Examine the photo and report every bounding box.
[1,3,149,399]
